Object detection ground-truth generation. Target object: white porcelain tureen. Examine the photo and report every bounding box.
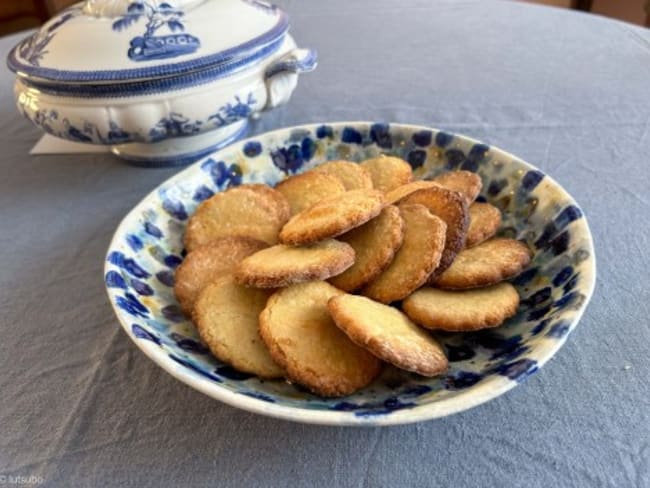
[7,0,316,166]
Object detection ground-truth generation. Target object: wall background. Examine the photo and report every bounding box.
[0,1,648,37]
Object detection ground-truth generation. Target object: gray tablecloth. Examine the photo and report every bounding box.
[1,1,649,486]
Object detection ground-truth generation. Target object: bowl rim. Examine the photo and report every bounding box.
[104,121,597,426]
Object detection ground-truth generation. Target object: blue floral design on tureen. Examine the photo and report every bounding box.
[112,2,200,61]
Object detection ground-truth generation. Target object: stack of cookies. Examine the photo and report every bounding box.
[174,157,532,397]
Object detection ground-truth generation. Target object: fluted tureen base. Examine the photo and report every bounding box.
[110,120,249,167]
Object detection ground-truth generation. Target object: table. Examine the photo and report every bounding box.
[1,1,649,486]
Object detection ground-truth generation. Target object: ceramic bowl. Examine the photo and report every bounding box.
[8,0,316,166]
[104,122,596,426]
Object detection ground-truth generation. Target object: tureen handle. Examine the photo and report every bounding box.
[263,48,318,109]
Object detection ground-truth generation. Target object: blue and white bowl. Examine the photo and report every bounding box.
[104,122,596,425]
[7,0,316,165]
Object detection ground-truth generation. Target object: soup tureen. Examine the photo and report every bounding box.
[7,0,316,166]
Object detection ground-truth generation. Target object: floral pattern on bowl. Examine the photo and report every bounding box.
[104,122,596,426]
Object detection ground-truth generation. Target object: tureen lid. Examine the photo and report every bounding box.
[7,0,288,84]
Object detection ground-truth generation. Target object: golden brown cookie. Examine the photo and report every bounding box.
[329,205,404,292]
[432,170,482,206]
[275,171,346,215]
[362,203,446,303]
[399,186,469,276]
[259,281,382,397]
[193,275,284,379]
[432,238,532,289]
[244,183,291,223]
[174,236,268,315]
[234,239,355,288]
[184,186,288,251]
[328,294,448,377]
[402,282,520,331]
[385,180,439,204]
[466,202,502,248]
[360,156,413,192]
[312,160,373,190]
[279,189,386,246]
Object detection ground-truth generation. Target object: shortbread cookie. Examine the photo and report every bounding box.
[259,281,382,397]
[466,202,502,248]
[385,180,440,204]
[400,186,469,276]
[432,238,532,289]
[403,282,520,331]
[432,170,482,206]
[275,171,346,215]
[235,239,355,288]
[244,183,291,222]
[312,160,373,190]
[193,275,283,379]
[360,156,413,192]
[328,294,448,376]
[329,205,404,291]
[174,236,268,315]
[279,189,386,246]
[184,186,288,251]
[362,203,446,303]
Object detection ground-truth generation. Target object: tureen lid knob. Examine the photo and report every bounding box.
[83,0,203,18]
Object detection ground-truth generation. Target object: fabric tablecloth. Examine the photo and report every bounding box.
[1,1,649,486]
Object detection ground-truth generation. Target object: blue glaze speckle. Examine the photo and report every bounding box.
[555,205,583,230]
[547,320,571,338]
[549,231,570,256]
[127,234,143,251]
[144,221,163,238]
[435,131,453,147]
[522,287,552,307]
[527,303,552,321]
[161,305,184,323]
[271,144,304,173]
[407,150,426,169]
[488,178,508,196]
[105,270,127,289]
[316,125,333,139]
[370,123,392,149]
[132,324,160,345]
[171,332,210,354]
[169,354,222,382]
[412,130,432,147]
[445,372,484,389]
[201,159,242,188]
[563,274,579,293]
[301,137,316,160]
[468,143,490,163]
[116,292,149,318]
[444,149,465,169]
[216,366,254,381]
[492,358,538,382]
[521,170,545,192]
[130,278,154,296]
[243,391,276,402]
[243,141,262,157]
[164,255,182,268]
[193,185,214,202]
[445,344,476,362]
[156,270,175,287]
[531,319,550,335]
[108,251,150,278]
[341,127,362,144]
[553,266,573,287]
[554,291,580,308]
[161,198,188,220]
